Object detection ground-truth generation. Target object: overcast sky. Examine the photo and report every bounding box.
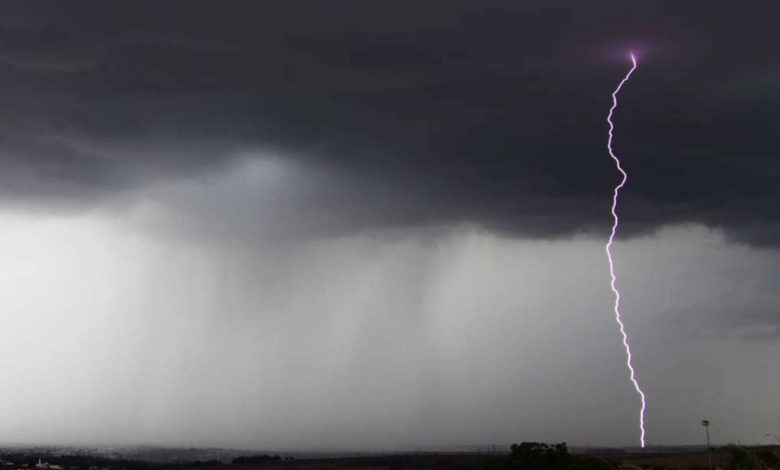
[0,0,778,451]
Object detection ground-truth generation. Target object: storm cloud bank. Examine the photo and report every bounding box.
[0,1,778,243]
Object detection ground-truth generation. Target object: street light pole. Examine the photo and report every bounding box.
[701,420,712,470]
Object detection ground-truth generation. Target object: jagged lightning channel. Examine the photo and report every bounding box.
[605,53,647,448]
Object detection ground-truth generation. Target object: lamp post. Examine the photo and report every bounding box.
[701,420,712,470]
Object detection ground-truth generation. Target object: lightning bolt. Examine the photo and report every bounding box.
[605,53,647,448]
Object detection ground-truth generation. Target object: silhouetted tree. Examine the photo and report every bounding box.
[506,442,572,470]
[731,447,764,470]
[231,455,280,465]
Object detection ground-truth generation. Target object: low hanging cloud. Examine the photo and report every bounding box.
[0,209,777,449]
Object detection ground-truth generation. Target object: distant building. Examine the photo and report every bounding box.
[35,459,62,470]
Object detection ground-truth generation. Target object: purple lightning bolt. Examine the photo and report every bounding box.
[605,53,647,448]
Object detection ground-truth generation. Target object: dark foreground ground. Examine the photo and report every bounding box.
[2,445,778,470]
[191,445,780,470]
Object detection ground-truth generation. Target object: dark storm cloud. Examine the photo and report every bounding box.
[0,0,778,242]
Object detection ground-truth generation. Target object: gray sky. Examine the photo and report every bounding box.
[0,0,778,451]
